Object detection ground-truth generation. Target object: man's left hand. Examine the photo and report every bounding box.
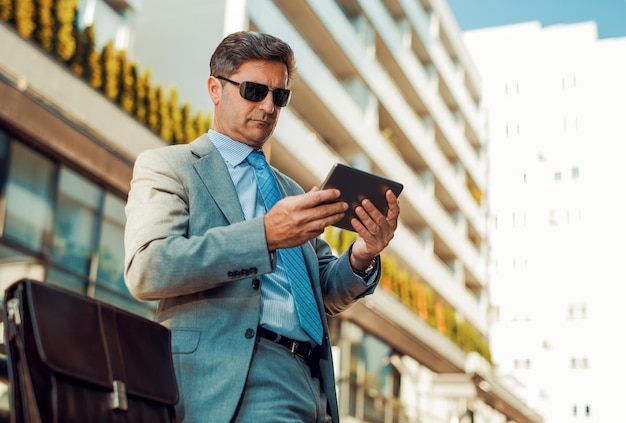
[349,189,400,271]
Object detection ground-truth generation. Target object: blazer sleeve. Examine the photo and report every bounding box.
[274,168,381,316]
[124,147,274,301]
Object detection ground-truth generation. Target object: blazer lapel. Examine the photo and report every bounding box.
[190,135,245,224]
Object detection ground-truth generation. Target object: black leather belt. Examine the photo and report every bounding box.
[256,326,320,372]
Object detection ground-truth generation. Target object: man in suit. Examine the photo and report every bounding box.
[124,31,399,423]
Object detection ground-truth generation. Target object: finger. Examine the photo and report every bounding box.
[304,187,343,207]
[385,189,400,218]
[350,217,375,245]
[357,199,392,230]
[353,204,385,241]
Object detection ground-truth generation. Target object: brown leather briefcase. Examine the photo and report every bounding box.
[3,279,178,422]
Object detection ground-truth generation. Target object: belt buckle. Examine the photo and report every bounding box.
[291,341,311,361]
[290,341,300,355]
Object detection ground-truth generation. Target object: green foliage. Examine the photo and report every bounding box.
[88,44,102,89]
[0,0,14,22]
[15,0,36,39]
[54,0,76,62]
[375,250,493,364]
[119,51,136,115]
[1,0,212,143]
[135,69,148,124]
[181,103,195,143]
[70,24,93,77]
[147,82,161,133]
[102,40,120,101]
[194,112,211,136]
[169,88,184,144]
[34,0,54,51]
[158,85,172,142]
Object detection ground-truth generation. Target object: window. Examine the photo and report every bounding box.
[505,123,520,138]
[505,81,519,96]
[570,357,589,369]
[567,303,587,320]
[514,358,531,369]
[95,193,125,289]
[573,404,592,416]
[0,136,152,316]
[93,193,154,317]
[0,244,45,292]
[2,142,55,252]
[336,321,403,423]
[51,167,102,280]
[0,128,9,197]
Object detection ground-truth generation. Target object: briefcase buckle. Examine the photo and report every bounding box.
[110,380,128,411]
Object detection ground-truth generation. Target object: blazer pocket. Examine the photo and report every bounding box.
[170,328,201,354]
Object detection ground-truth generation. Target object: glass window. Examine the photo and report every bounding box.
[51,167,101,276]
[93,192,155,317]
[95,193,125,290]
[0,244,45,293]
[361,334,394,422]
[0,128,9,198]
[2,143,55,252]
[46,266,88,294]
[340,321,402,423]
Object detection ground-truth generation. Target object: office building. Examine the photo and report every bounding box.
[0,0,543,421]
[464,21,626,422]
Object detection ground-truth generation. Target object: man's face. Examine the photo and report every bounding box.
[209,60,290,149]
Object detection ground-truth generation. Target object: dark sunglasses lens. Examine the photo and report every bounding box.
[240,81,269,102]
[273,89,291,107]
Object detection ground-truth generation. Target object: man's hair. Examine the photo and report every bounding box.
[210,31,296,84]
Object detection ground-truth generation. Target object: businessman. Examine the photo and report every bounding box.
[124,31,400,423]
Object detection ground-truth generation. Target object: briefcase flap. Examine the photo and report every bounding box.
[22,280,178,406]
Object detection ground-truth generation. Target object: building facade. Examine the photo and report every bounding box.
[464,21,626,422]
[0,0,543,421]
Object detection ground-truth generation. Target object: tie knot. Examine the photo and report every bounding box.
[246,150,268,170]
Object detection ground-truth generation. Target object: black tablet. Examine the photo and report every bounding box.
[320,163,404,232]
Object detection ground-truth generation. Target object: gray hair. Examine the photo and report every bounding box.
[210,31,296,84]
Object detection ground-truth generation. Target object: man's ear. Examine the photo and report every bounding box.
[208,76,222,104]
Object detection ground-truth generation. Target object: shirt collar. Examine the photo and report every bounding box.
[208,129,263,167]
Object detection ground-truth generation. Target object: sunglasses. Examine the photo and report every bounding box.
[216,76,292,108]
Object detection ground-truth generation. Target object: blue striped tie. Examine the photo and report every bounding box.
[247,150,323,345]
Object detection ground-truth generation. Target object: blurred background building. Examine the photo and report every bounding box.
[1,0,600,422]
[463,21,626,422]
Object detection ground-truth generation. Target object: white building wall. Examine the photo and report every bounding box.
[55,0,550,420]
[464,21,626,422]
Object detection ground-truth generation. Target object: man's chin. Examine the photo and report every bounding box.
[247,126,274,143]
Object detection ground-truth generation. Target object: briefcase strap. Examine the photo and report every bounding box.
[6,291,43,423]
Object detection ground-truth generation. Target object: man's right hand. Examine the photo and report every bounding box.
[264,187,348,251]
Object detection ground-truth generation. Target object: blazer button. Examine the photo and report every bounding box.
[245,328,255,339]
[251,278,260,290]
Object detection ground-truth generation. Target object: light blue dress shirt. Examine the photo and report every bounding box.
[209,130,312,342]
[209,130,378,343]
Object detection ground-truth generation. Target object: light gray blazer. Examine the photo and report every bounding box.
[124,134,380,423]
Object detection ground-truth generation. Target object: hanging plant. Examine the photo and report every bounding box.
[54,0,77,62]
[15,0,36,39]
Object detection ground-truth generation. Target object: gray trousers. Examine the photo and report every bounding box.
[231,337,333,423]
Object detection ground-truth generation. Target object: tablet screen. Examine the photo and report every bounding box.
[320,163,403,232]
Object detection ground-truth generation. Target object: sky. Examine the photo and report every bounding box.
[447,0,626,39]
